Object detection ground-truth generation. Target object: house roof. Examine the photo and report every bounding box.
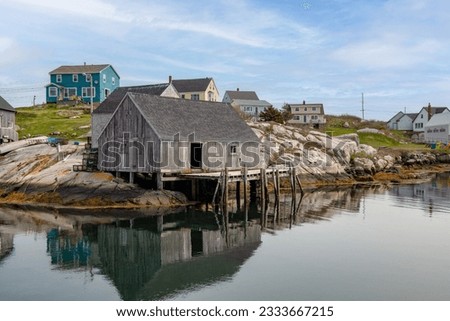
[413,107,449,122]
[425,112,450,127]
[93,84,173,114]
[0,96,15,112]
[231,99,272,107]
[400,113,418,121]
[126,93,259,142]
[387,111,404,123]
[49,64,118,76]
[171,78,213,93]
[225,90,259,101]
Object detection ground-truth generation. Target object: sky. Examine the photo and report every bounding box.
[1,0,450,120]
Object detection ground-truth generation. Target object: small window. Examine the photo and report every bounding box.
[103,74,106,83]
[82,87,95,97]
[73,74,78,82]
[191,94,200,101]
[56,74,62,83]
[49,87,58,97]
[295,107,299,112]
[312,107,316,111]
[181,94,185,99]
[304,107,307,111]
[421,114,424,119]
[85,74,91,82]
[230,145,237,154]
[112,77,115,85]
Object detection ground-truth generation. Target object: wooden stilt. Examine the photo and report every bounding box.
[224,167,229,213]
[236,181,241,211]
[243,166,248,205]
[260,168,266,209]
[212,175,221,204]
[129,171,134,184]
[156,171,164,190]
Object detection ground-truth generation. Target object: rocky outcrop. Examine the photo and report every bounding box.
[0,143,187,208]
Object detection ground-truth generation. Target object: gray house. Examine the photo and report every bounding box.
[97,93,261,186]
[222,89,272,119]
[91,83,179,148]
[0,96,18,143]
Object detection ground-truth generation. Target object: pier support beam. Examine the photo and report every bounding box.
[155,171,163,190]
[129,171,134,184]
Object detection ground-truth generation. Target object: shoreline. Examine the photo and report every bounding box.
[2,163,449,212]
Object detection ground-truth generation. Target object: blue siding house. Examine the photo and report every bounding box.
[46,64,120,105]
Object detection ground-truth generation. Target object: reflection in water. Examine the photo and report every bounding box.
[0,172,449,300]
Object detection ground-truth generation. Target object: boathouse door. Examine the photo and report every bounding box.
[190,142,202,169]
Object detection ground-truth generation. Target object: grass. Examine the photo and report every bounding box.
[16,104,91,140]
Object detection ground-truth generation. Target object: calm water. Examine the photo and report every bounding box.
[1,173,450,301]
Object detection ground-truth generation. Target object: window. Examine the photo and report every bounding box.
[82,87,95,98]
[73,74,78,82]
[312,107,316,111]
[421,114,424,119]
[181,94,185,99]
[311,115,318,120]
[244,106,253,112]
[112,77,115,85]
[64,88,77,98]
[103,74,106,83]
[48,87,58,97]
[304,107,307,111]
[56,74,62,83]
[85,74,91,82]
[295,107,299,112]
[104,88,110,98]
[230,144,237,154]
[191,94,200,101]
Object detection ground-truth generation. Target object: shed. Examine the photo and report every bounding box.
[97,93,261,184]
[0,96,18,142]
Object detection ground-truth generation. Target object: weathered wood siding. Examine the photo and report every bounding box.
[0,110,18,141]
[98,96,161,172]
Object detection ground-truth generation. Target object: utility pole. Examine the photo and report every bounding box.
[361,92,365,120]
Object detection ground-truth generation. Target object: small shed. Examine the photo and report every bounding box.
[97,93,261,183]
[0,96,18,142]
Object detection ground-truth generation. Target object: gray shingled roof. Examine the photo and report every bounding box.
[171,78,212,92]
[0,96,15,112]
[93,84,171,114]
[225,90,259,100]
[231,99,272,107]
[49,64,112,74]
[127,93,259,142]
[413,106,449,122]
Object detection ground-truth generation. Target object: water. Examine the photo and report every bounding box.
[1,173,450,301]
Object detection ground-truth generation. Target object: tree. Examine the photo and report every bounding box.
[281,103,293,123]
[259,106,284,124]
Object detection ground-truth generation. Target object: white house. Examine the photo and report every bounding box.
[395,113,417,131]
[386,111,404,129]
[287,101,326,127]
[424,112,450,145]
[222,89,272,119]
[412,105,449,133]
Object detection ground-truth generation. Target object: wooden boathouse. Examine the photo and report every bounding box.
[97,93,262,189]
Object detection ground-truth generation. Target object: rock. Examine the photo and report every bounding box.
[353,157,375,174]
[335,133,359,145]
[357,144,377,157]
[343,121,350,128]
[357,128,383,134]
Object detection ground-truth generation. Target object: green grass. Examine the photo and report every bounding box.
[16,104,91,140]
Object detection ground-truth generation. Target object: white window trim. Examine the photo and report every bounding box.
[56,74,62,83]
[103,74,106,83]
[82,87,96,98]
[64,87,77,98]
[73,74,78,82]
[85,74,92,82]
[48,87,58,97]
[112,77,115,85]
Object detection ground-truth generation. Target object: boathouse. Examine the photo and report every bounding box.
[97,93,262,187]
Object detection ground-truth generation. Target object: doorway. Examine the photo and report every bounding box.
[190,142,202,169]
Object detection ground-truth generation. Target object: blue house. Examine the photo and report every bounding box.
[46,64,120,104]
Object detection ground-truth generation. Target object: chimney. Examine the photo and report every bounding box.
[168,75,172,84]
[84,62,86,66]
[236,88,239,91]
[303,100,306,105]
[427,102,432,121]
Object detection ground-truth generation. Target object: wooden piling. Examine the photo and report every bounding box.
[260,168,266,208]
[236,181,241,211]
[224,167,229,213]
[243,166,248,205]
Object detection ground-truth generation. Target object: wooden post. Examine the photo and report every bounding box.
[129,171,134,184]
[212,175,221,205]
[224,167,229,212]
[295,174,304,196]
[243,166,248,205]
[276,169,281,221]
[236,181,241,211]
[260,168,266,209]
[156,171,164,190]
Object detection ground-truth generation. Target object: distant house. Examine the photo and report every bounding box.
[171,77,219,102]
[91,82,180,148]
[412,104,449,133]
[0,96,18,142]
[286,101,326,127]
[222,89,272,119]
[46,64,120,104]
[395,113,417,131]
[386,111,405,129]
[424,112,450,145]
[97,93,261,188]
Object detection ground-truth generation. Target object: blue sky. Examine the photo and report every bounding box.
[1,0,449,120]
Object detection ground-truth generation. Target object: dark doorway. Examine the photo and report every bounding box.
[190,142,202,169]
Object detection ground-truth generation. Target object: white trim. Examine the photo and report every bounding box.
[64,87,77,98]
[48,87,58,97]
[82,87,96,98]
[56,74,62,83]
[72,74,78,82]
